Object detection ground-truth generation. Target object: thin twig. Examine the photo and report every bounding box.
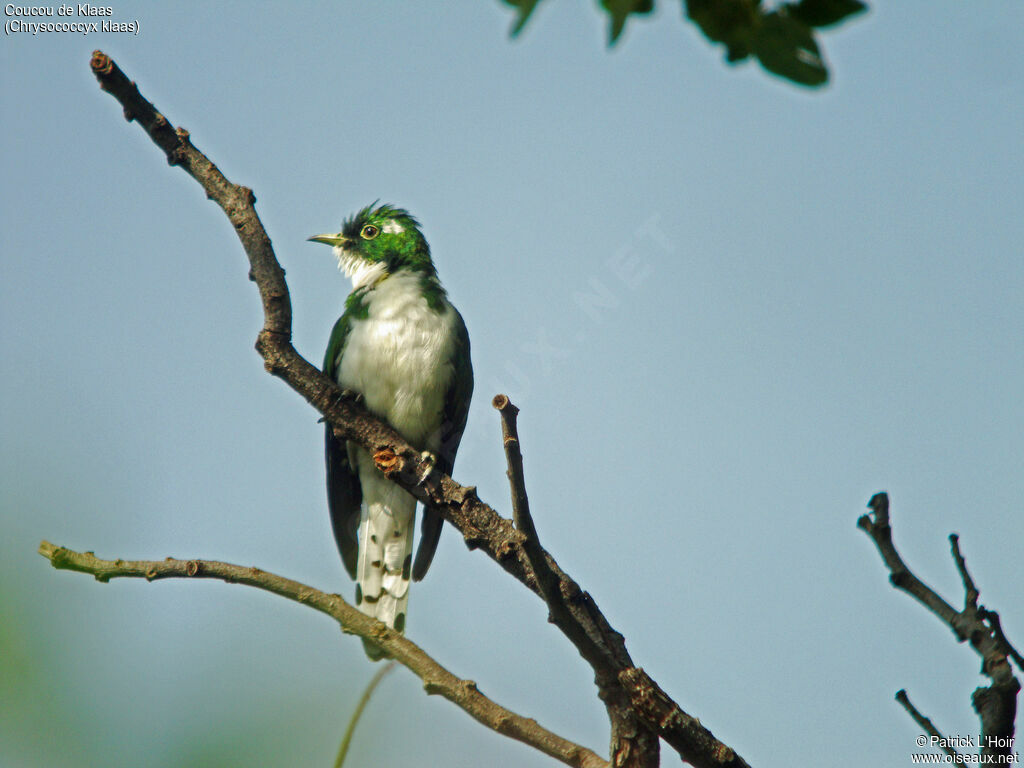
[895,690,961,759]
[949,534,979,610]
[493,395,534,541]
[491,395,663,767]
[335,661,397,768]
[857,493,960,631]
[37,541,609,768]
[492,395,603,660]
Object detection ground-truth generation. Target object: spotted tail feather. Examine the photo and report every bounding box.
[355,474,415,660]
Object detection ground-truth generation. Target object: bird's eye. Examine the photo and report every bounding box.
[360,224,380,240]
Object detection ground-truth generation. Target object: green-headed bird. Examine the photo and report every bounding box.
[309,203,473,659]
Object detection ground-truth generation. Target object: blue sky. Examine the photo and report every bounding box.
[2,2,1022,766]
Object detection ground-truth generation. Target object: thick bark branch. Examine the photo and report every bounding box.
[859,493,1020,760]
[86,50,749,768]
[38,541,608,768]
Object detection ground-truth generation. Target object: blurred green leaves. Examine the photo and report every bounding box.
[686,0,866,86]
[504,0,542,36]
[787,0,867,28]
[601,0,656,44]
[750,7,828,86]
[502,0,868,88]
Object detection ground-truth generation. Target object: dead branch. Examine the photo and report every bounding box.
[894,690,961,759]
[859,492,1020,760]
[77,50,750,768]
[37,541,608,768]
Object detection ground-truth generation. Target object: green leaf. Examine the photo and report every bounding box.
[753,10,828,87]
[786,0,867,28]
[684,0,760,62]
[502,0,544,37]
[503,0,866,89]
[601,0,655,45]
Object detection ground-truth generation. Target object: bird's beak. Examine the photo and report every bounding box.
[307,232,351,248]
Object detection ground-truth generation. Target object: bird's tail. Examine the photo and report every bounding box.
[355,473,416,660]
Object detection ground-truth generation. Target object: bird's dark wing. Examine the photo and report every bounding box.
[324,314,361,580]
[412,309,473,581]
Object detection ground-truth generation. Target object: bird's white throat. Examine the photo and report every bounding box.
[335,247,388,290]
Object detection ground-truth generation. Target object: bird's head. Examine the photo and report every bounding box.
[309,203,433,289]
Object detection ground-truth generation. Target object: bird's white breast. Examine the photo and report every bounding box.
[336,270,458,448]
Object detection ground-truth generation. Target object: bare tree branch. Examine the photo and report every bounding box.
[981,609,1024,674]
[492,396,746,765]
[894,689,961,759]
[493,394,606,666]
[83,50,750,768]
[37,541,609,768]
[859,492,1020,761]
[493,395,540,556]
[950,534,979,611]
[618,668,743,765]
[857,492,960,629]
[493,394,659,766]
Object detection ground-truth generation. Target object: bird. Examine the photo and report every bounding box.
[309,203,473,659]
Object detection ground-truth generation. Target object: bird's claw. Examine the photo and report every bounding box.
[340,388,365,405]
[417,450,440,491]
[319,389,365,423]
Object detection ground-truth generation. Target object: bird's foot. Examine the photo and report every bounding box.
[416,450,440,492]
[318,389,365,423]
[340,388,365,405]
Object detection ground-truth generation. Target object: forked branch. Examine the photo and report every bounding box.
[70,50,751,768]
[859,492,1020,760]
